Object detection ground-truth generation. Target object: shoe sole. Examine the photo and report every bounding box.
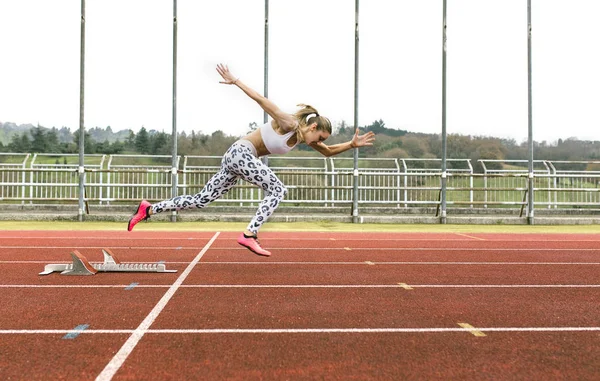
[238,242,271,257]
[128,203,148,231]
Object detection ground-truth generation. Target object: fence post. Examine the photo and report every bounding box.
[466,159,474,208]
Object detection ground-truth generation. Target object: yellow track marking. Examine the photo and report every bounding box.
[458,323,487,337]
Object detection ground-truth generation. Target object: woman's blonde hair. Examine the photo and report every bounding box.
[293,104,332,134]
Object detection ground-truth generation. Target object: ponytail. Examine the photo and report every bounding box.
[293,104,332,134]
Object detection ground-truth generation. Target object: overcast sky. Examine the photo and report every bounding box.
[1,0,599,144]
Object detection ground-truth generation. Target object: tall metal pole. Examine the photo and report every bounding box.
[77,0,86,222]
[262,0,269,167]
[440,0,448,224]
[171,0,178,222]
[352,0,360,223]
[264,0,269,125]
[527,0,534,224]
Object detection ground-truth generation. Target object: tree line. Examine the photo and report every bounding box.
[1,120,599,171]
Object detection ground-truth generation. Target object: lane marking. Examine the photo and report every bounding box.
[62,324,89,339]
[0,246,204,250]
[398,283,413,290]
[198,261,600,265]
[365,261,375,265]
[2,327,599,335]
[2,235,600,243]
[458,323,487,337]
[96,231,220,381]
[3,247,600,252]
[124,283,138,290]
[455,233,485,241]
[344,247,352,251]
[4,260,600,266]
[3,284,599,289]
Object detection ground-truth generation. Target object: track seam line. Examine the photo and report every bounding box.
[95,231,220,381]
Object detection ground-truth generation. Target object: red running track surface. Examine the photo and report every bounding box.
[0,230,599,380]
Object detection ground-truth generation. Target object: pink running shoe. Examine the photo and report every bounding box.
[128,200,151,231]
[237,233,271,256]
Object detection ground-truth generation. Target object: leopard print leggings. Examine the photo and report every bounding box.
[151,140,287,235]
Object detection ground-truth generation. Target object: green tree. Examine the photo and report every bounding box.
[8,133,31,152]
[150,132,170,155]
[126,130,136,150]
[135,127,150,154]
[46,128,60,152]
[73,130,96,154]
[30,125,46,152]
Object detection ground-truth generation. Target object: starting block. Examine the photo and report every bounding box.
[39,249,177,276]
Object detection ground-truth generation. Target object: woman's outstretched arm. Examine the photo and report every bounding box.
[216,64,297,132]
[310,128,376,157]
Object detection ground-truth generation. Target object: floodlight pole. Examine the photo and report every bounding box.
[440,0,448,224]
[262,0,269,167]
[78,0,86,222]
[352,0,360,223]
[527,0,535,224]
[171,0,178,222]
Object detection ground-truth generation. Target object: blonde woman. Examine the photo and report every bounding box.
[128,64,375,256]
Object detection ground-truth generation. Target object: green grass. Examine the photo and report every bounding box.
[1,220,598,234]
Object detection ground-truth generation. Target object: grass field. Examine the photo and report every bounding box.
[1,220,598,234]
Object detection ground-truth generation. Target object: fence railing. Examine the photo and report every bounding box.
[1,154,599,213]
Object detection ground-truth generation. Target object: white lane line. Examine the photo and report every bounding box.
[1,327,599,335]
[2,246,600,251]
[2,284,599,289]
[6,261,600,266]
[0,246,202,250]
[2,236,599,243]
[95,231,220,381]
[199,261,600,265]
[0,235,218,241]
[184,284,600,289]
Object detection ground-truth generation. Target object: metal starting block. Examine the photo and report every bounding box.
[39,249,177,276]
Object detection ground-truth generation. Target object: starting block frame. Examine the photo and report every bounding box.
[39,249,177,275]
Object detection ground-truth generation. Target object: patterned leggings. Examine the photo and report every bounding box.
[151,140,287,235]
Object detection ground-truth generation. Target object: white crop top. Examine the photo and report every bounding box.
[259,121,298,155]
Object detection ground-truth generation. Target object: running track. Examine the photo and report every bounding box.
[0,230,599,380]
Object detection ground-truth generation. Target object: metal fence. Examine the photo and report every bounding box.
[1,154,599,213]
[479,159,600,209]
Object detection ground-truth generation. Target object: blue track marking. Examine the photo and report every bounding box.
[62,324,89,340]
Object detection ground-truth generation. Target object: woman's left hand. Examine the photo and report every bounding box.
[351,129,376,148]
[216,63,238,85]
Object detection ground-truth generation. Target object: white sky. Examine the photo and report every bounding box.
[1,0,599,144]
